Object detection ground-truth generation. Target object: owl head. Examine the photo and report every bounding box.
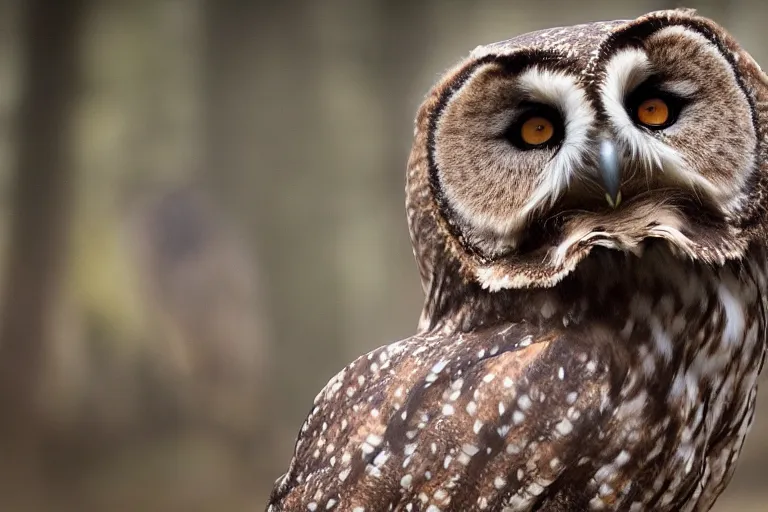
[407,9,768,301]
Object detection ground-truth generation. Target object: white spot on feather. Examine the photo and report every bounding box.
[718,281,745,346]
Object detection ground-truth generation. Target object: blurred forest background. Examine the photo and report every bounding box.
[0,0,765,510]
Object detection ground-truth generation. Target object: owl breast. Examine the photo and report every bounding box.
[550,244,768,511]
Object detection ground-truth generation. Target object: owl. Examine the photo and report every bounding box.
[267,9,768,512]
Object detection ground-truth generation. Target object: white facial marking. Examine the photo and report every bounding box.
[517,67,595,218]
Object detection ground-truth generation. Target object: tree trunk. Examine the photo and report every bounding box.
[0,0,84,507]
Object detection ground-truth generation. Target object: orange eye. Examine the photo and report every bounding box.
[520,116,555,146]
[636,98,670,127]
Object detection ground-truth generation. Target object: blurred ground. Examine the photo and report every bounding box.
[0,0,765,510]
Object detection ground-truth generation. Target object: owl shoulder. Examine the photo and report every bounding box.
[269,323,630,509]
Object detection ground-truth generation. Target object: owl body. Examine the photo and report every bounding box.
[269,9,768,512]
[269,245,766,511]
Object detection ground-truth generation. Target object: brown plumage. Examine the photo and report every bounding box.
[268,9,768,511]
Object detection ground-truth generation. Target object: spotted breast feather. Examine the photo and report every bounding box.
[269,322,637,511]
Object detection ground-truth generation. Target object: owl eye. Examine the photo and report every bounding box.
[636,98,670,127]
[627,86,684,131]
[506,105,563,150]
[521,117,554,146]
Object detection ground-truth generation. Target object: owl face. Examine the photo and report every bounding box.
[409,10,768,291]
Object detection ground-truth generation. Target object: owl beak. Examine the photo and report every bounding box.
[598,139,622,208]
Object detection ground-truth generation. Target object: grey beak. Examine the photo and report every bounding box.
[598,139,622,208]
